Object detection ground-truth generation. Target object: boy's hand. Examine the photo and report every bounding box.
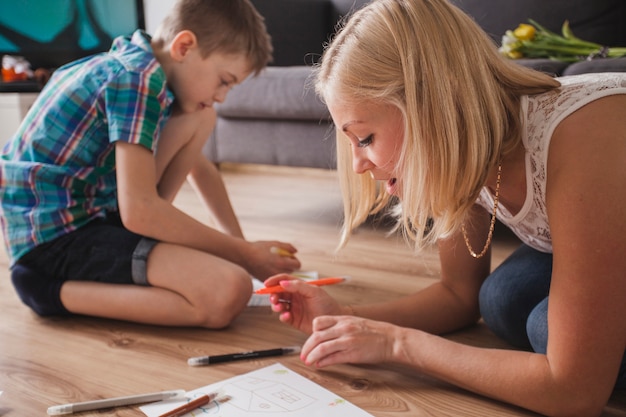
[245,241,301,280]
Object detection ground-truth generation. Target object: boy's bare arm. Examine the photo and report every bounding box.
[187,156,244,239]
[115,141,249,263]
[115,141,300,279]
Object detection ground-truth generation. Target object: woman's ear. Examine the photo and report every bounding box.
[169,30,198,62]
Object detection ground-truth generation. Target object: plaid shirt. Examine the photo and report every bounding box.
[0,30,175,265]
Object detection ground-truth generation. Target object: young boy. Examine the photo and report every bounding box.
[0,0,301,328]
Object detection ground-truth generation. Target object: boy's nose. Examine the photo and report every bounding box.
[213,90,228,104]
[213,85,231,104]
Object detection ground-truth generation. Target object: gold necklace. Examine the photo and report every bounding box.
[461,162,502,259]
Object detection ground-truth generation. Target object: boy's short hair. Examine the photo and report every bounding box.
[155,0,273,74]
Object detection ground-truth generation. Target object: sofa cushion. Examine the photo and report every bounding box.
[217,66,329,121]
[514,59,569,77]
[450,0,626,47]
[206,119,336,169]
[562,57,626,76]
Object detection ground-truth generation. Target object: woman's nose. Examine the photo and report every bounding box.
[352,148,375,174]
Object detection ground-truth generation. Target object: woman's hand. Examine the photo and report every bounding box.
[300,315,401,368]
[266,274,345,334]
[245,242,301,280]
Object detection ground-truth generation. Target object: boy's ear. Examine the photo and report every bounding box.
[169,30,198,61]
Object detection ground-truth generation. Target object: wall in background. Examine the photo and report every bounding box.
[143,0,174,34]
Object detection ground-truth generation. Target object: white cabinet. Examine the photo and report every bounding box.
[0,92,38,148]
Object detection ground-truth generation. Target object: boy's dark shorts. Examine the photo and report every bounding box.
[11,212,158,316]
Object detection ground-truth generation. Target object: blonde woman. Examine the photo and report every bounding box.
[264,0,626,415]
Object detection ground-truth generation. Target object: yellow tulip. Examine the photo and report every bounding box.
[513,24,536,41]
[501,20,626,61]
[507,50,523,59]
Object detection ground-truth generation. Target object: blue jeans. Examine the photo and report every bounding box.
[479,244,626,389]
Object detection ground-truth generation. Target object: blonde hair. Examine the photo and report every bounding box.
[154,0,272,74]
[315,0,560,250]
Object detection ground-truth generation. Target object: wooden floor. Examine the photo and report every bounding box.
[1,164,625,416]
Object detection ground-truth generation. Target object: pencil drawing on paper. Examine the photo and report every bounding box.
[192,372,316,414]
[140,363,374,417]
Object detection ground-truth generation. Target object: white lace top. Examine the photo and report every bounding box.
[476,72,626,253]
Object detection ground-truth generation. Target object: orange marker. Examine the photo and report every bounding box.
[255,277,347,294]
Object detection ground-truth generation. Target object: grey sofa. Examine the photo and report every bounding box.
[204,0,626,170]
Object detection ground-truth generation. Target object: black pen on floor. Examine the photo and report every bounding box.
[187,346,301,366]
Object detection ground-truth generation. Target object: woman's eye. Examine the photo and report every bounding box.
[357,134,373,148]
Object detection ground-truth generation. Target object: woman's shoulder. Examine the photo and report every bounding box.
[528,72,626,113]
[547,93,626,213]
[523,73,626,149]
[551,93,626,153]
[556,72,626,89]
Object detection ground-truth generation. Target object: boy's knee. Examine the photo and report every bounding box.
[177,107,216,142]
[199,267,252,329]
[219,269,253,312]
[10,264,70,316]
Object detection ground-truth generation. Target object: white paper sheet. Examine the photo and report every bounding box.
[247,277,272,307]
[140,363,373,417]
[247,272,320,307]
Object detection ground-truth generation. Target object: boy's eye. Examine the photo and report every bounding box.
[357,134,373,148]
[220,78,236,88]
